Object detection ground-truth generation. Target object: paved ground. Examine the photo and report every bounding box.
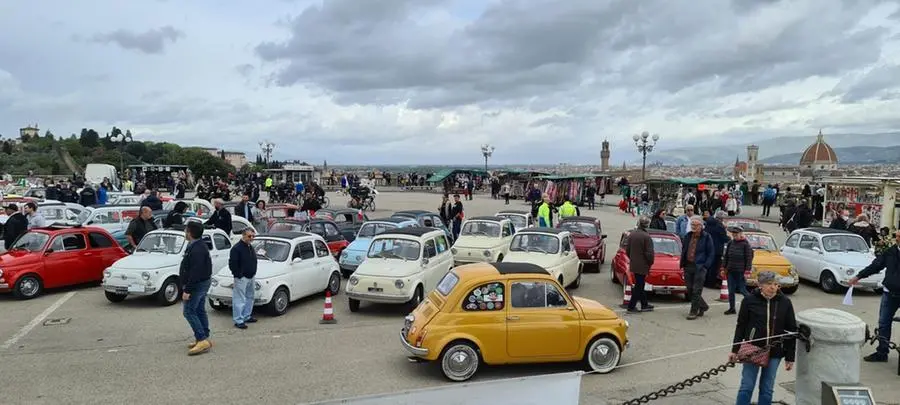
[1,192,897,405]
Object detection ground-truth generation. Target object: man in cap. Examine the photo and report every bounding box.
[722,225,752,315]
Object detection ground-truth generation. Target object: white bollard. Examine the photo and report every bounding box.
[795,308,867,405]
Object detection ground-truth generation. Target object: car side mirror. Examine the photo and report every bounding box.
[292,257,302,264]
[44,248,54,255]
[601,234,608,239]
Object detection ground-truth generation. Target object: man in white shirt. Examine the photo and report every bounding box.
[23,202,48,229]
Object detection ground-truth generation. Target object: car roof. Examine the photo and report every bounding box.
[378,227,440,237]
[452,262,553,281]
[369,217,415,224]
[259,231,315,240]
[89,204,140,209]
[518,227,565,235]
[559,216,598,223]
[332,208,361,215]
[393,210,432,215]
[497,210,529,215]
[647,230,680,238]
[491,262,550,275]
[465,216,505,222]
[802,227,854,235]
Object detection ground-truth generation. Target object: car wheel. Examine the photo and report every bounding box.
[349,297,361,312]
[156,277,181,306]
[13,275,43,300]
[599,248,606,265]
[781,285,798,295]
[267,287,290,316]
[558,275,566,288]
[326,272,341,296]
[104,291,128,303]
[440,341,481,382]
[819,271,841,294]
[209,299,229,311]
[407,285,424,310]
[571,266,582,289]
[583,336,621,374]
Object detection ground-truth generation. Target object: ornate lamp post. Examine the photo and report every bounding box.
[632,131,659,181]
[480,144,495,172]
[106,129,133,174]
[259,141,276,167]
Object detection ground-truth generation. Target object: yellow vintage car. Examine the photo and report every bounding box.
[400,262,628,382]
[740,231,799,294]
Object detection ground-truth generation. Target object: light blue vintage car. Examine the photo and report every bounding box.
[338,217,418,277]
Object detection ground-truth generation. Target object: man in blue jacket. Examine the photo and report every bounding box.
[681,216,715,320]
[180,222,213,355]
[229,228,258,329]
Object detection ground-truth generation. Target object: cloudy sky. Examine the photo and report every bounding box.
[1,0,899,165]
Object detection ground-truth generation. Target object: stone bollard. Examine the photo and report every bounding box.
[795,308,867,405]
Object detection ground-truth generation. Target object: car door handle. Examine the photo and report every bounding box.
[506,316,520,321]
[82,252,93,256]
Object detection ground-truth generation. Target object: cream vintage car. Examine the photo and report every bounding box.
[451,216,514,265]
[346,227,453,312]
[503,227,582,289]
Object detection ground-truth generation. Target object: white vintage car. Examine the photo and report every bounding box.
[451,216,514,265]
[780,227,883,293]
[77,205,141,233]
[495,210,534,233]
[164,198,214,219]
[102,227,232,305]
[186,215,256,245]
[503,228,582,289]
[207,231,342,316]
[346,227,453,312]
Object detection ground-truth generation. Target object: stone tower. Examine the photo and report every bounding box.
[600,139,611,171]
[747,144,759,181]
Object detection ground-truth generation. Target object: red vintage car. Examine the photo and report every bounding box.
[0,226,128,299]
[268,218,349,258]
[556,216,607,272]
[611,230,687,300]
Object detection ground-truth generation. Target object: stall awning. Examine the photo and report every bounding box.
[426,169,489,183]
[500,169,549,176]
[664,177,734,186]
[536,173,600,180]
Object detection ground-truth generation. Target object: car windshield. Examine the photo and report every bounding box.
[461,221,501,237]
[38,207,67,220]
[76,208,94,224]
[269,222,305,232]
[497,214,526,229]
[559,221,597,236]
[10,232,49,252]
[745,234,778,251]
[510,233,560,254]
[357,222,396,238]
[665,220,676,233]
[251,239,291,261]
[652,237,680,256]
[367,238,421,260]
[724,219,761,231]
[136,233,185,254]
[822,235,869,253]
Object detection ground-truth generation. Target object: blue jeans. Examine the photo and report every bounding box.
[232,277,255,324]
[736,357,781,405]
[727,271,749,310]
[876,291,900,356]
[183,279,211,341]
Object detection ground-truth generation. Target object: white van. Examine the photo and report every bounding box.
[84,163,120,190]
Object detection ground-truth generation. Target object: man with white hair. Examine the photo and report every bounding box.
[675,205,695,238]
[680,215,714,320]
[205,198,233,234]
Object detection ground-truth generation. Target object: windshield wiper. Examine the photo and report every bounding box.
[135,248,148,252]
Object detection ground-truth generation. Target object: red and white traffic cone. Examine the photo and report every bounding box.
[620,283,632,308]
[320,290,337,324]
[717,277,729,302]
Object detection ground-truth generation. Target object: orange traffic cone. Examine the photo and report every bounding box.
[320,290,337,324]
[620,283,632,308]
[717,277,729,302]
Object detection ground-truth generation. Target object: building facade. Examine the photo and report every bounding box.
[600,139,610,171]
[19,124,39,140]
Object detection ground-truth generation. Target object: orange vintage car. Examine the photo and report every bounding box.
[400,262,628,381]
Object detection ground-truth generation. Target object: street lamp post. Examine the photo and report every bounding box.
[259,141,276,167]
[632,131,659,181]
[480,144,495,172]
[106,130,133,174]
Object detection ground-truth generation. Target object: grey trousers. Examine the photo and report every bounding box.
[683,263,709,314]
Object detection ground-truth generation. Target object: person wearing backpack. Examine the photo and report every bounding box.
[684,188,697,207]
[761,185,776,217]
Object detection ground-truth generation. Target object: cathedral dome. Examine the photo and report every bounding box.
[800,130,838,170]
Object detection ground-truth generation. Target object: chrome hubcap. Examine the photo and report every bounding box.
[21,279,38,296]
[444,346,477,378]
[330,275,339,292]
[590,342,617,370]
[164,283,177,301]
[275,293,288,312]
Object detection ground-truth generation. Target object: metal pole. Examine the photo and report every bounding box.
[641,150,647,181]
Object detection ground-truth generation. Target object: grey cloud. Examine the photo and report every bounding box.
[833,64,900,103]
[235,64,255,77]
[91,26,184,54]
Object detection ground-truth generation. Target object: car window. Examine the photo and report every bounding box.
[309,222,326,236]
[785,233,800,248]
[232,220,248,234]
[201,235,214,250]
[213,234,231,250]
[798,235,819,250]
[88,232,114,248]
[561,236,571,253]
[315,240,330,257]
[333,214,351,224]
[509,233,560,254]
[462,282,505,311]
[620,233,629,249]
[324,223,341,237]
[50,233,86,252]
[462,221,501,237]
[435,235,448,253]
[510,281,568,308]
[424,239,437,258]
[503,223,514,237]
[436,271,459,296]
[298,241,316,260]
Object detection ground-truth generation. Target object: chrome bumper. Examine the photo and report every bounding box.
[347,291,411,304]
[399,331,429,357]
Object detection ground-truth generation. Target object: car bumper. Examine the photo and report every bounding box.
[207,294,269,306]
[746,276,799,288]
[347,290,411,304]
[579,258,599,264]
[0,283,10,292]
[840,279,882,290]
[102,281,158,296]
[643,282,687,294]
[400,331,429,357]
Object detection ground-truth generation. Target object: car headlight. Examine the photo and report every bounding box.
[254,281,262,290]
[483,250,491,257]
[103,269,111,278]
[349,276,359,286]
[451,248,457,254]
[846,268,855,276]
[210,278,218,287]
[141,271,151,280]
[0,268,4,277]
[341,251,348,259]
[355,255,362,261]
[395,279,405,289]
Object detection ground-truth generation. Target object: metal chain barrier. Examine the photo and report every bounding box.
[863,325,900,375]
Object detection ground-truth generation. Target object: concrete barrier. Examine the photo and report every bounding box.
[795,308,867,405]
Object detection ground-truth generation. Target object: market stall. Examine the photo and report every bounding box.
[497,169,548,199]
[426,168,489,194]
[665,177,736,216]
[821,177,899,229]
[533,174,610,206]
[128,164,189,192]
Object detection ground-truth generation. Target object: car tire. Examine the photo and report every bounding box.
[571,267,582,289]
[155,277,181,306]
[407,285,424,310]
[819,271,841,294]
[326,272,341,296]
[439,340,481,382]
[781,285,798,295]
[209,299,229,311]
[104,291,127,303]
[583,336,621,374]
[599,248,606,265]
[349,297,361,312]
[267,287,290,316]
[13,275,43,300]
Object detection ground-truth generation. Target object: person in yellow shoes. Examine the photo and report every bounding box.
[537,193,554,227]
[558,196,580,220]
[180,222,213,355]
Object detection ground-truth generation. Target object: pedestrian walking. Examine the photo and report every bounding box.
[3,204,28,249]
[500,183,511,205]
[180,221,213,356]
[23,202,48,229]
[438,194,453,227]
[451,194,464,241]
[537,193,553,227]
[849,229,900,362]
[829,209,849,230]
[847,214,879,247]
[680,216,714,319]
[163,201,187,228]
[230,228,259,329]
[626,216,655,313]
[558,196,578,220]
[731,271,797,405]
[585,184,596,210]
[253,200,269,233]
[675,205,695,238]
[722,226,753,315]
[761,184,776,217]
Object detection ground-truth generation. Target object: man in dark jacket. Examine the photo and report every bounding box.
[125,207,158,249]
[829,209,849,230]
[234,193,254,224]
[705,211,730,287]
[180,221,212,356]
[229,228,258,329]
[625,217,655,313]
[141,190,164,211]
[3,204,28,250]
[205,198,233,234]
[722,226,753,315]
[849,230,900,362]
[174,180,186,199]
[451,194,464,241]
[79,185,97,206]
[681,216,715,319]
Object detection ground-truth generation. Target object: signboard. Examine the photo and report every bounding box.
[822,382,875,405]
[307,371,583,405]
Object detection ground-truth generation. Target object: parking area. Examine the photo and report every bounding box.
[1,192,896,405]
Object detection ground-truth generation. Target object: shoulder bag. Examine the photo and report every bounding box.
[739,302,778,368]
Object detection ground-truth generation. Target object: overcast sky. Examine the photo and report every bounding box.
[1,0,899,165]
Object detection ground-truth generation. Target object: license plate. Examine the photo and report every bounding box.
[779,277,794,285]
[656,290,672,295]
[127,284,144,293]
[368,287,383,292]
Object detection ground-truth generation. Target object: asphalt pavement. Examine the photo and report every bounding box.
[1,192,897,405]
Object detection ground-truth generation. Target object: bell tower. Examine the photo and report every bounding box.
[747,144,759,181]
[601,139,610,171]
